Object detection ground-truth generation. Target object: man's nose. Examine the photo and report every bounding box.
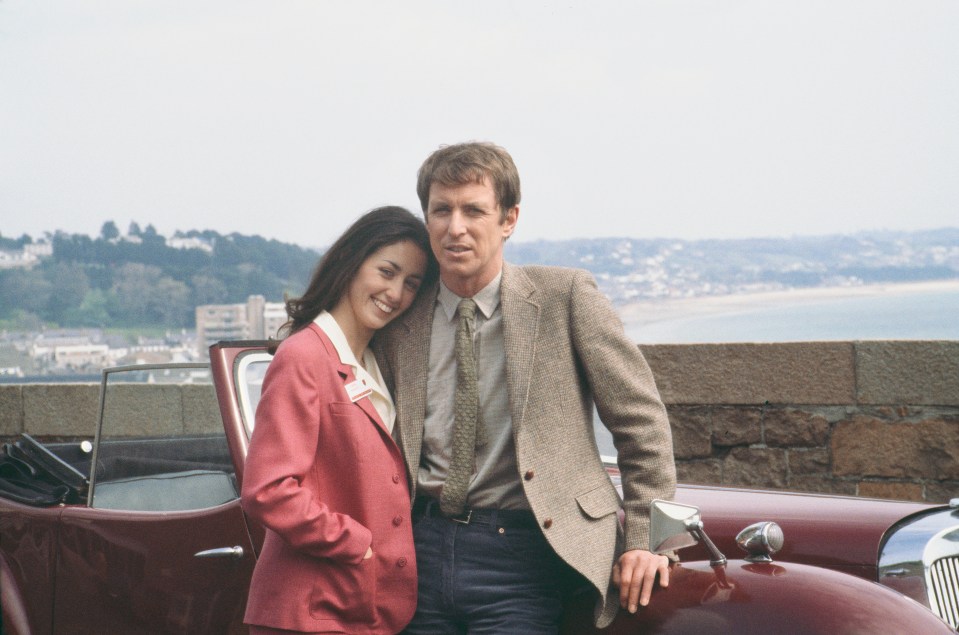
[448,210,468,236]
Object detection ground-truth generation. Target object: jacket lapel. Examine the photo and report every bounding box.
[391,288,436,485]
[311,323,390,436]
[501,263,540,433]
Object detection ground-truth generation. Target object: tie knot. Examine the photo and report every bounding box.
[457,298,477,321]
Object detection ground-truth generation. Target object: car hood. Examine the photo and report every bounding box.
[671,484,937,574]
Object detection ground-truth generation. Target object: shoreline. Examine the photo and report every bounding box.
[617,279,959,327]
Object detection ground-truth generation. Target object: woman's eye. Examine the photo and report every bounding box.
[380,268,394,278]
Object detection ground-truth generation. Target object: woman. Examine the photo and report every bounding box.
[241,206,437,635]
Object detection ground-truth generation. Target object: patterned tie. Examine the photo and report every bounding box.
[440,298,478,516]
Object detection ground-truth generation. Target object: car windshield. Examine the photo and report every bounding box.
[233,349,618,463]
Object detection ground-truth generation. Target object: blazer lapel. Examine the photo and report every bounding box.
[391,287,436,485]
[501,263,540,432]
[312,323,390,436]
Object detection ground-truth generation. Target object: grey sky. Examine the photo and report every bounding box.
[1,0,956,249]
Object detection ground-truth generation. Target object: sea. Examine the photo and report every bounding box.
[623,287,959,344]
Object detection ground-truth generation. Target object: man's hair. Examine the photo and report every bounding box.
[416,142,521,221]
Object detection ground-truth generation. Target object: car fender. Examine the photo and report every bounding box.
[563,559,955,634]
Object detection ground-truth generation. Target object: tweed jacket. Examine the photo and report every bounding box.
[242,324,417,634]
[376,263,676,628]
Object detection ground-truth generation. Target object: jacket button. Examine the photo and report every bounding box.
[543,518,553,529]
[393,515,403,526]
[524,469,535,481]
[397,557,408,567]
[392,474,400,483]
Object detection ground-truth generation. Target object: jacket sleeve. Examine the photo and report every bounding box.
[569,270,677,552]
[240,337,372,563]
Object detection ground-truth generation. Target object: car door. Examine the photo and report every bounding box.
[52,364,256,635]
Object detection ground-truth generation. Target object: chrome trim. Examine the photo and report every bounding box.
[194,546,244,560]
[880,507,959,629]
[924,526,959,628]
[736,521,785,563]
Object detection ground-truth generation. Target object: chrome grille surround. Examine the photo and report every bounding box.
[924,527,959,629]
[880,507,959,630]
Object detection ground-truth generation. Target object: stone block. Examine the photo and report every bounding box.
[99,384,184,437]
[667,406,712,459]
[181,384,222,435]
[22,384,99,436]
[856,341,959,406]
[924,481,959,504]
[858,481,923,502]
[676,459,722,486]
[788,448,831,475]
[0,385,23,436]
[788,475,857,496]
[765,408,831,448]
[722,447,788,489]
[642,342,855,405]
[832,415,959,480]
[711,407,761,447]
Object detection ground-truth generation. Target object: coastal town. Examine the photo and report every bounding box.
[1,227,957,379]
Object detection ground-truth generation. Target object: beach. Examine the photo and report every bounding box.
[617,279,959,328]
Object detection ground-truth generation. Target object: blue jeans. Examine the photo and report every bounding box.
[403,501,586,634]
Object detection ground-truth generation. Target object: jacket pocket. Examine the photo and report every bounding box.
[575,484,622,519]
[310,556,378,623]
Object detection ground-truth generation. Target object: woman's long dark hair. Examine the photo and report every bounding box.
[282,206,437,336]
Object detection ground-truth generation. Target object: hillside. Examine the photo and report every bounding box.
[1,225,957,330]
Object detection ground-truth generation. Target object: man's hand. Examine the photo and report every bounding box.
[612,549,670,613]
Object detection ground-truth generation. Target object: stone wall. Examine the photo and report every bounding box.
[2,341,957,503]
[642,341,959,503]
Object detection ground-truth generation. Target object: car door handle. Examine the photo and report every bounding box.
[194,546,245,560]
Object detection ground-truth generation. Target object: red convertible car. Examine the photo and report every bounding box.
[0,340,956,633]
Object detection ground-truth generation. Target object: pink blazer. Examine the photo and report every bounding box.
[241,323,416,634]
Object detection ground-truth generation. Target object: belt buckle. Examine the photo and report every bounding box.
[450,510,472,525]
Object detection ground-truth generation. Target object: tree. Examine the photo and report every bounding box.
[149,277,191,327]
[0,269,52,317]
[43,263,91,325]
[75,288,113,327]
[100,221,120,241]
[111,263,164,324]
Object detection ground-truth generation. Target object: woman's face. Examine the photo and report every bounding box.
[334,239,427,341]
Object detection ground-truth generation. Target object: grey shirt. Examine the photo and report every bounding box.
[417,273,529,510]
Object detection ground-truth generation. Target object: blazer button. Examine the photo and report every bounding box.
[397,557,408,568]
[524,469,535,481]
[393,515,403,526]
[543,518,553,529]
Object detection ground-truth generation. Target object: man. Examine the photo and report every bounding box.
[377,142,676,633]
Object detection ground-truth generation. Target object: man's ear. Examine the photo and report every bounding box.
[501,205,520,239]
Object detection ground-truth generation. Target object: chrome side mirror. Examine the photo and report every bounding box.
[650,499,727,567]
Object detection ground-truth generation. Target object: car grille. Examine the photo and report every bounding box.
[928,556,959,629]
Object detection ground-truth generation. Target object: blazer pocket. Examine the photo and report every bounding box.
[575,485,622,520]
[310,556,378,623]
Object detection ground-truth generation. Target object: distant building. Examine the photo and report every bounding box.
[0,241,53,269]
[166,236,213,252]
[195,295,286,352]
[53,344,111,370]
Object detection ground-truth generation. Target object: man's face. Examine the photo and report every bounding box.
[425,178,518,297]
